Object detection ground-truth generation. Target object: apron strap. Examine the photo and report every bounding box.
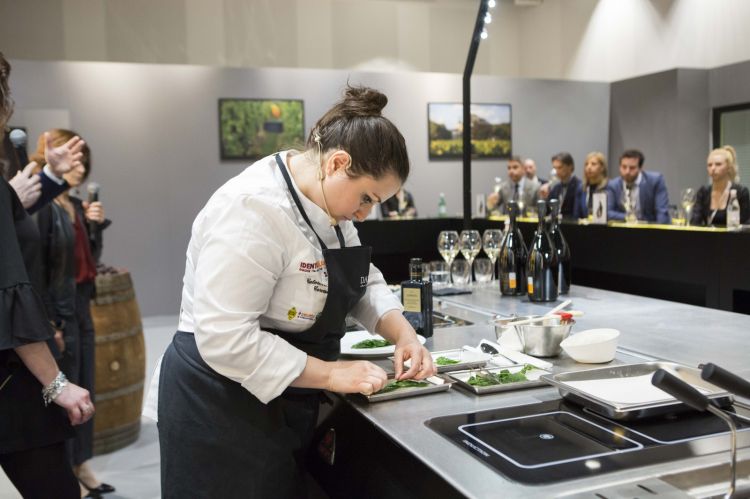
[274,153,336,250]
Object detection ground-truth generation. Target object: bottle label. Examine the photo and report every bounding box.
[509,272,517,289]
[402,288,421,312]
[527,276,534,294]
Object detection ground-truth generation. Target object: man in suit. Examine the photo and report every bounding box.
[487,155,540,216]
[608,149,670,224]
[524,157,546,185]
[547,152,582,219]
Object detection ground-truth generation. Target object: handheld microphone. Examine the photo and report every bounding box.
[8,128,29,167]
[87,182,100,239]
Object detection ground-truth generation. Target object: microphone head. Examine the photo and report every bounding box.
[87,182,100,195]
[9,128,27,147]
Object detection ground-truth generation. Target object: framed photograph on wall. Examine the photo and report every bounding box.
[219,99,305,160]
[428,102,511,160]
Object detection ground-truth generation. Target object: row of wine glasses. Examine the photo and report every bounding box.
[437,229,505,283]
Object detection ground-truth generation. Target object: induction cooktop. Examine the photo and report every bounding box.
[426,399,750,485]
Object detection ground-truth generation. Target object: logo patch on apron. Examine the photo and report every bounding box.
[287,307,297,321]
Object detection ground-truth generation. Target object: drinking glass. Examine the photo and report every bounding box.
[681,188,696,225]
[428,261,449,288]
[459,230,482,283]
[437,231,460,281]
[482,229,503,280]
[473,257,493,284]
[450,259,471,286]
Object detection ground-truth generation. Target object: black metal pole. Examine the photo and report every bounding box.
[462,0,489,230]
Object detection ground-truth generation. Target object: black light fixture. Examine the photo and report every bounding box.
[462,0,494,229]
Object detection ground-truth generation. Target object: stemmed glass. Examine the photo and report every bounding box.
[459,230,481,283]
[482,229,503,281]
[437,231,460,283]
[681,188,696,225]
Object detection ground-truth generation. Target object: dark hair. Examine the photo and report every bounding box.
[30,128,92,181]
[620,149,644,167]
[0,52,13,129]
[551,152,574,169]
[508,155,523,166]
[309,85,409,182]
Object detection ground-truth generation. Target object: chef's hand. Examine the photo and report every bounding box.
[393,339,435,381]
[9,162,41,209]
[327,360,388,396]
[82,200,105,224]
[45,132,85,177]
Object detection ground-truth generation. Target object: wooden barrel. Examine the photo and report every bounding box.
[89,271,145,455]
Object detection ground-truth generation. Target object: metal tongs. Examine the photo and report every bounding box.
[652,362,750,499]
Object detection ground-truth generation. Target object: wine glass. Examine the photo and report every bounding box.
[482,229,503,280]
[437,231,460,282]
[681,188,696,225]
[459,230,481,283]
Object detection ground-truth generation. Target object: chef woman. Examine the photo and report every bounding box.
[155,85,435,498]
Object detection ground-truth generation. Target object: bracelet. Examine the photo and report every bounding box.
[42,371,68,406]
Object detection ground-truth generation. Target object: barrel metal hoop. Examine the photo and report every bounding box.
[94,326,143,344]
[96,381,144,402]
[93,289,136,305]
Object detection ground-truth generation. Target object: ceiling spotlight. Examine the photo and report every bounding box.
[480,29,488,40]
[488,0,497,8]
[484,13,492,24]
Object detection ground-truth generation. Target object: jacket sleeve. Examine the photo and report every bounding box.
[26,171,69,215]
[738,185,750,224]
[573,187,587,219]
[607,182,625,221]
[690,186,709,226]
[653,174,671,224]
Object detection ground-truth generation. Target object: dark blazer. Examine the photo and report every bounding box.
[548,175,582,219]
[690,183,750,226]
[27,171,69,215]
[608,171,671,224]
[574,181,616,219]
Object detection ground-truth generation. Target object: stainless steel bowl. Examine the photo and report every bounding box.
[491,315,536,342]
[516,320,575,357]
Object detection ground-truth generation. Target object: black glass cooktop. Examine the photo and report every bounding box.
[426,399,750,484]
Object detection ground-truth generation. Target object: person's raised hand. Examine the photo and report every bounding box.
[45,133,85,177]
[8,162,41,208]
[326,360,388,396]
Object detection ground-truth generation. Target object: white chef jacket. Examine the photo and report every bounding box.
[143,152,401,419]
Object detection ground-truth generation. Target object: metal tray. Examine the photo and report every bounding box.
[389,348,491,374]
[448,365,551,395]
[542,361,734,420]
[362,375,452,403]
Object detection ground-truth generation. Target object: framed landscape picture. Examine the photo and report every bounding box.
[428,102,511,160]
[219,99,305,160]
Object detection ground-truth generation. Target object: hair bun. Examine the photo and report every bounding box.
[341,85,387,117]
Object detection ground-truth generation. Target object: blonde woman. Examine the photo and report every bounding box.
[574,151,614,219]
[691,146,749,226]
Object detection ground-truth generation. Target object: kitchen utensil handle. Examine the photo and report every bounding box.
[651,369,710,412]
[701,363,750,400]
[546,299,572,316]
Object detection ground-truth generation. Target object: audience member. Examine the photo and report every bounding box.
[575,151,614,219]
[547,152,582,219]
[608,149,670,224]
[380,187,417,218]
[487,156,540,216]
[0,50,93,499]
[32,129,114,497]
[523,158,546,184]
[691,145,749,226]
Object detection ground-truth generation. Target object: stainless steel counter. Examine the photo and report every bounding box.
[342,285,750,498]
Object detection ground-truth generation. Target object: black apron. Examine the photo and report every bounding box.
[158,153,371,498]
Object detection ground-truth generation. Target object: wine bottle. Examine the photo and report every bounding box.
[548,198,571,294]
[438,193,447,218]
[526,200,559,302]
[498,200,528,296]
[401,258,433,337]
[727,189,741,229]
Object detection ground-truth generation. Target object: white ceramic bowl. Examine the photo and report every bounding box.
[560,328,620,363]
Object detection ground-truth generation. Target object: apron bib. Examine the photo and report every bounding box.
[157,153,371,498]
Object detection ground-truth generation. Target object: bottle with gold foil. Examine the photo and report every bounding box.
[401,258,433,337]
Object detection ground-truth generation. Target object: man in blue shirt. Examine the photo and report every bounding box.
[608,149,671,224]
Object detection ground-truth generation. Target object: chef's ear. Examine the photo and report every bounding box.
[326,150,352,176]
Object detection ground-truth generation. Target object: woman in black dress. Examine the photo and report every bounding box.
[690,145,750,226]
[0,51,94,499]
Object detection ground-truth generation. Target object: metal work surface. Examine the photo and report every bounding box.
[345,285,750,498]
